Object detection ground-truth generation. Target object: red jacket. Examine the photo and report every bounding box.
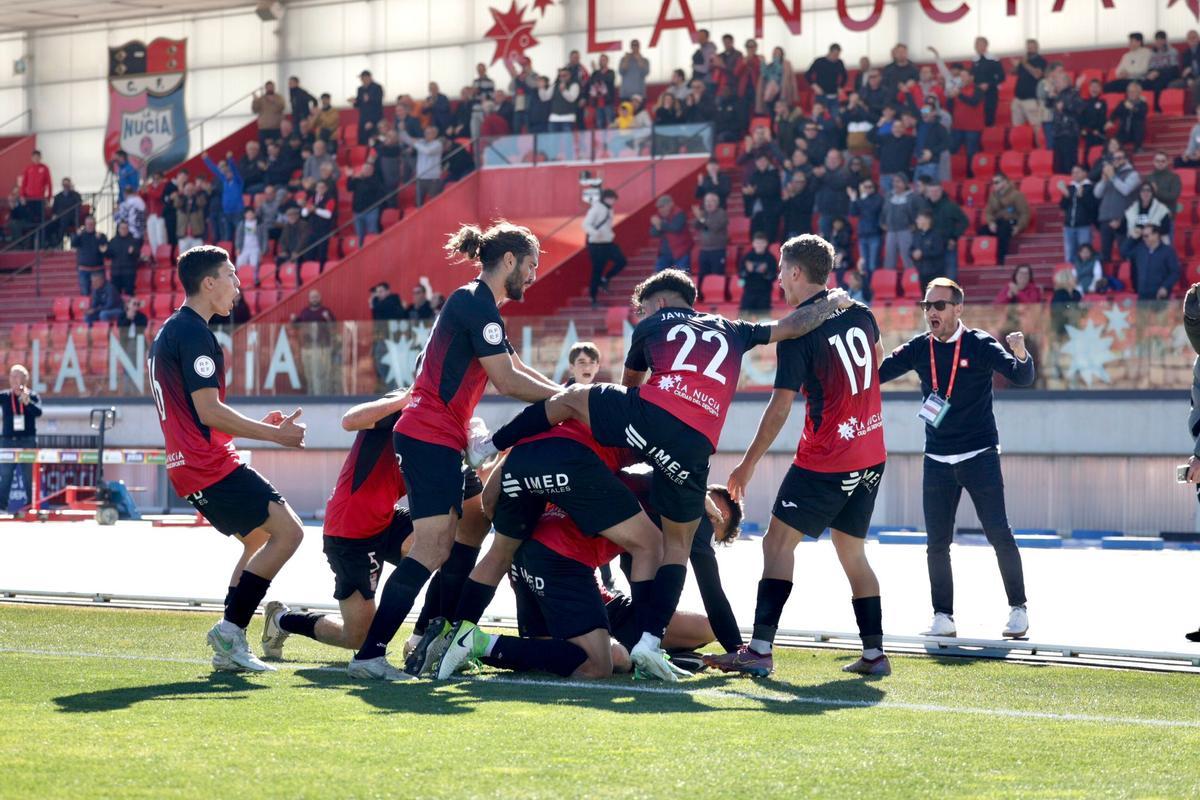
[20,163,51,200]
[951,85,985,132]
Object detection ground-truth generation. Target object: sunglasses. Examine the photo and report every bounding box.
[919,300,959,311]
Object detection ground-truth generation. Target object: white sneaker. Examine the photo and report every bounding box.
[923,612,957,637]
[402,632,422,660]
[630,640,689,682]
[464,417,497,468]
[261,600,290,660]
[347,655,414,681]
[207,621,275,672]
[1003,606,1029,638]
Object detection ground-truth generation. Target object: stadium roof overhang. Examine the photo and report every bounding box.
[0,0,260,33]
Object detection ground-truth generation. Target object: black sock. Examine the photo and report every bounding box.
[491,401,551,452]
[278,611,325,640]
[647,564,687,639]
[751,578,794,645]
[852,595,884,652]
[438,542,481,617]
[223,585,237,612]
[224,571,271,629]
[453,578,497,624]
[630,579,654,637]
[413,572,444,636]
[354,558,432,661]
[484,635,587,677]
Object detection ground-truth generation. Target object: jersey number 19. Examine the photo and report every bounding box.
[828,328,873,396]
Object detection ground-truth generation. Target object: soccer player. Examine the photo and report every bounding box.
[707,234,891,678]
[473,269,850,680]
[348,222,563,679]
[149,245,307,673]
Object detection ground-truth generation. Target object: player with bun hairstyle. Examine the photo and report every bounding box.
[346,221,562,681]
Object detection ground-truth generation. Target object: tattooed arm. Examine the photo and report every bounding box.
[765,288,852,343]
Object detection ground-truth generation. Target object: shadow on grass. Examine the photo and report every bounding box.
[54,672,266,714]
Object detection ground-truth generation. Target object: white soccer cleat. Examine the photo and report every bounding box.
[1002,606,1029,639]
[923,612,957,637]
[261,600,291,660]
[347,655,414,681]
[465,417,498,468]
[630,640,685,682]
[207,621,275,673]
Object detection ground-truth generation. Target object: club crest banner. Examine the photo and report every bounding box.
[105,38,188,174]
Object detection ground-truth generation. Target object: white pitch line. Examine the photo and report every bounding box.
[2,646,1198,730]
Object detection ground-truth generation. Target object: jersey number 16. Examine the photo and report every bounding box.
[828,328,873,395]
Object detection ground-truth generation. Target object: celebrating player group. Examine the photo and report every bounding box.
[150,220,1021,683]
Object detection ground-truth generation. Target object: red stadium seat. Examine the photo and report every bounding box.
[71,296,91,319]
[715,142,739,170]
[1086,145,1104,166]
[348,146,368,167]
[605,306,628,335]
[1007,126,1035,152]
[958,236,973,265]
[1160,88,1185,116]
[9,323,30,348]
[1102,93,1123,115]
[971,236,999,265]
[134,269,153,293]
[300,261,322,284]
[1027,150,1054,178]
[699,274,726,302]
[728,216,750,244]
[1188,262,1200,285]
[1178,170,1197,198]
[749,116,771,137]
[258,264,278,290]
[236,264,257,287]
[277,262,299,289]
[950,152,968,180]
[999,151,1027,178]
[241,289,261,315]
[341,236,360,256]
[941,180,961,204]
[1116,260,1132,287]
[152,269,174,293]
[971,153,996,179]
[980,127,1005,152]
[217,240,234,257]
[48,323,71,349]
[151,294,174,319]
[154,243,173,266]
[901,267,922,298]
[1019,176,1047,203]
[960,179,990,209]
[727,278,744,305]
[380,208,401,229]
[869,269,899,301]
[52,296,73,321]
[87,347,108,376]
[1078,67,1107,87]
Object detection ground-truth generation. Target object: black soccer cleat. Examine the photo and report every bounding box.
[404,617,452,677]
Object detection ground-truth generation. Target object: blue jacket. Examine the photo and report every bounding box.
[1121,238,1182,300]
[117,161,140,195]
[850,193,884,237]
[204,156,246,215]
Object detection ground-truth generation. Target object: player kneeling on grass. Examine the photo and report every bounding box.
[707,234,892,678]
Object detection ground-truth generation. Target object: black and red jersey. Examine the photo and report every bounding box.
[775,293,886,473]
[394,280,512,451]
[626,308,772,448]
[531,504,625,569]
[523,419,628,472]
[148,306,241,496]
[324,411,407,539]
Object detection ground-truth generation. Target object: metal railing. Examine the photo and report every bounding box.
[478,123,714,169]
[0,109,32,135]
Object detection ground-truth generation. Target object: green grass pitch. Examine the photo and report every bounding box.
[1,603,1198,799]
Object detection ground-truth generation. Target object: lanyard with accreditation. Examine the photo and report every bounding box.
[10,392,27,434]
[918,335,961,428]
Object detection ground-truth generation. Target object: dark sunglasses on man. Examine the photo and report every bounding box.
[919,299,960,311]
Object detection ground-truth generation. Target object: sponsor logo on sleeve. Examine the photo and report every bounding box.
[482,323,504,346]
[193,355,216,378]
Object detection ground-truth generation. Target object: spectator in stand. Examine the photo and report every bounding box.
[654,91,683,125]
[115,296,149,332]
[278,206,309,264]
[1050,268,1083,335]
[1011,39,1047,146]
[667,69,690,103]
[781,171,815,239]
[479,100,510,137]
[910,210,947,288]
[1147,151,1182,212]
[17,150,50,237]
[848,179,884,275]
[692,28,716,87]
[692,191,728,279]
[234,208,267,281]
[582,188,627,307]
[1143,31,1181,112]
[291,289,337,395]
[760,48,797,114]
[202,151,244,241]
[860,69,890,119]
[971,37,1005,127]
[115,183,147,246]
[799,118,832,167]
[713,34,741,93]
[843,268,866,303]
[948,69,985,177]
[161,169,184,249]
[995,265,1044,304]
[738,231,776,314]
[288,76,317,127]
[84,271,122,324]
[112,150,139,196]
[399,125,444,207]
[1121,223,1181,301]
[734,39,761,129]
[1181,29,1200,107]
[1090,136,1126,181]
[1048,89,1083,175]
[927,46,963,96]
[423,82,453,135]
[1079,80,1109,154]
[1177,107,1200,167]
[899,66,946,114]
[1074,242,1107,295]
[347,161,385,241]
[881,43,919,97]
[1125,183,1173,245]
[0,364,41,512]
[650,195,692,272]
[370,282,404,320]
[619,40,650,102]
[1105,32,1151,93]
[309,93,339,146]
[470,63,497,139]
[872,116,916,197]
[352,70,384,145]
[843,93,875,154]
[300,179,337,265]
[714,85,742,143]
[373,129,403,196]
[71,215,106,296]
[408,283,435,321]
[505,61,537,135]
[303,139,338,183]
[919,178,969,281]
[1038,63,1074,157]
[981,173,1030,265]
[812,149,852,240]
[252,81,287,144]
[260,185,289,246]
[688,161,728,212]
[49,177,81,250]
[263,141,292,189]
[2,188,32,244]
[1057,165,1099,263]
[140,173,167,255]
[915,101,951,182]
[105,219,140,296]
[586,54,616,130]
[543,69,581,133]
[881,173,920,270]
[173,182,206,253]
[683,79,717,123]
[1111,82,1149,152]
[1094,150,1141,261]
[806,44,847,112]
[743,153,783,242]
[828,216,852,268]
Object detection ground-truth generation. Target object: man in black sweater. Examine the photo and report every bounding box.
[0,363,42,513]
[971,36,1006,127]
[879,278,1034,641]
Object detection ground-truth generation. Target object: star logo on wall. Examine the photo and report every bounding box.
[1169,0,1200,22]
[1061,320,1119,387]
[532,0,554,14]
[484,2,540,65]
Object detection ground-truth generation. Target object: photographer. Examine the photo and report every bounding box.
[0,364,42,513]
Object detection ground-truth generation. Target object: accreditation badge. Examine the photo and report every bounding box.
[918,394,950,428]
[12,415,25,433]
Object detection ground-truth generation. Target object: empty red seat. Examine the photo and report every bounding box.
[1160,88,1185,116]
[151,294,174,319]
[362,233,381,249]
[715,142,739,170]
[1086,144,1104,166]
[48,323,71,348]
[241,289,261,314]
[9,323,30,347]
[380,208,401,229]
[728,216,751,244]
[152,269,174,292]
[1027,150,1054,178]
[52,296,73,321]
[960,179,990,209]
[901,268,922,297]
[1102,93,1123,115]
[1019,176,1047,203]
[869,269,899,301]
[134,269,153,293]
[727,279,744,304]
[1078,67,1107,87]
[86,347,108,375]
[154,243,173,266]
[258,265,278,290]
[216,240,234,257]
[971,153,996,179]
[300,261,321,284]
[999,151,1027,178]
[72,296,91,319]
[236,264,257,286]
[348,146,368,167]
[1007,126,1035,152]
[950,152,968,180]
[277,262,299,289]
[971,236,999,265]
[699,274,726,302]
[980,128,1005,152]
[340,237,360,256]
[1178,170,1197,198]
[605,306,628,335]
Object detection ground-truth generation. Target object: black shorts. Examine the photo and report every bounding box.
[491,437,642,541]
[772,462,886,539]
[322,510,414,600]
[604,591,639,650]
[394,433,481,520]
[587,384,713,522]
[185,464,285,538]
[509,540,610,641]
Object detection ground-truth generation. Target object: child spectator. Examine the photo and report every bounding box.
[738,232,777,313]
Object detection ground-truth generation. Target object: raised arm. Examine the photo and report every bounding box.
[341,387,411,431]
[765,288,850,343]
[727,388,794,502]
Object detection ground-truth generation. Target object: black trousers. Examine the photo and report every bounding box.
[923,448,1026,616]
[587,242,627,300]
[0,435,36,510]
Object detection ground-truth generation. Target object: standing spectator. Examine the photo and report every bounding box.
[84,269,123,324]
[1093,150,1140,261]
[881,43,919,97]
[347,162,385,241]
[303,139,338,183]
[995,265,1044,304]
[300,179,337,265]
[743,154,782,242]
[1144,31,1181,111]
[1147,152,1182,212]
[479,100,509,137]
[288,76,317,126]
[1049,90,1083,175]
[0,365,41,514]
[1104,32,1151,93]
[370,282,405,320]
[141,173,167,256]
[1074,243,1106,294]
[399,126,444,207]
[1121,224,1180,301]
[927,46,964,96]
[806,44,847,110]
[1124,183,1173,244]
[252,81,287,144]
[111,149,139,197]
[667,69,690,103]
[780,171,815,239]
[619,40,650,101]
[971,37,1005,127]
[291,289,337,395]
[583,188,627,306]
[277,206,309,264]
[691,28,716,86]
[872,117,916,197]
[1057,165,1098,263]
[234,208,267,281]
[351,70,384,145]
[811,149,852,239]
[202,151,244,241]
[692,191,728,279]
[173,183,207,254]
[1177,107,1200,168]
[527,76,551,133]
[1111,82,1149,152]
[49,177,81,250]
[544,69,581,133]
[373,129,403,195]
[910,210,946,287]
[3,189,33,244]
[70,214,106,296]
[649,195,692,272]
[506,60,538,134]
[734,39,762,128]
[759,47,796,112]
[263,141,292,189]
[105,220,140,296]
[919,179,969,281]
[1181,29,1200,108]
[859,69,890,118]
[1010,39,1047,145]
[407,283,435,321]
[1079,80,1109,154]
[238,141,267,197]
[115,184,146,244]
[309,93,339,145]
[425,82,453,134]
[949,71,985,176]
[915,101,951,181]
[981,174,1030,264]
[587,54,617,130]
[713,34,742,91]
[738,232,776,314]
[683,79,716,123]
[848,179,884,275]
[470,63,497,139]
[695,158,731,208]
[881,174,920,270]
[17,150,51,237]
